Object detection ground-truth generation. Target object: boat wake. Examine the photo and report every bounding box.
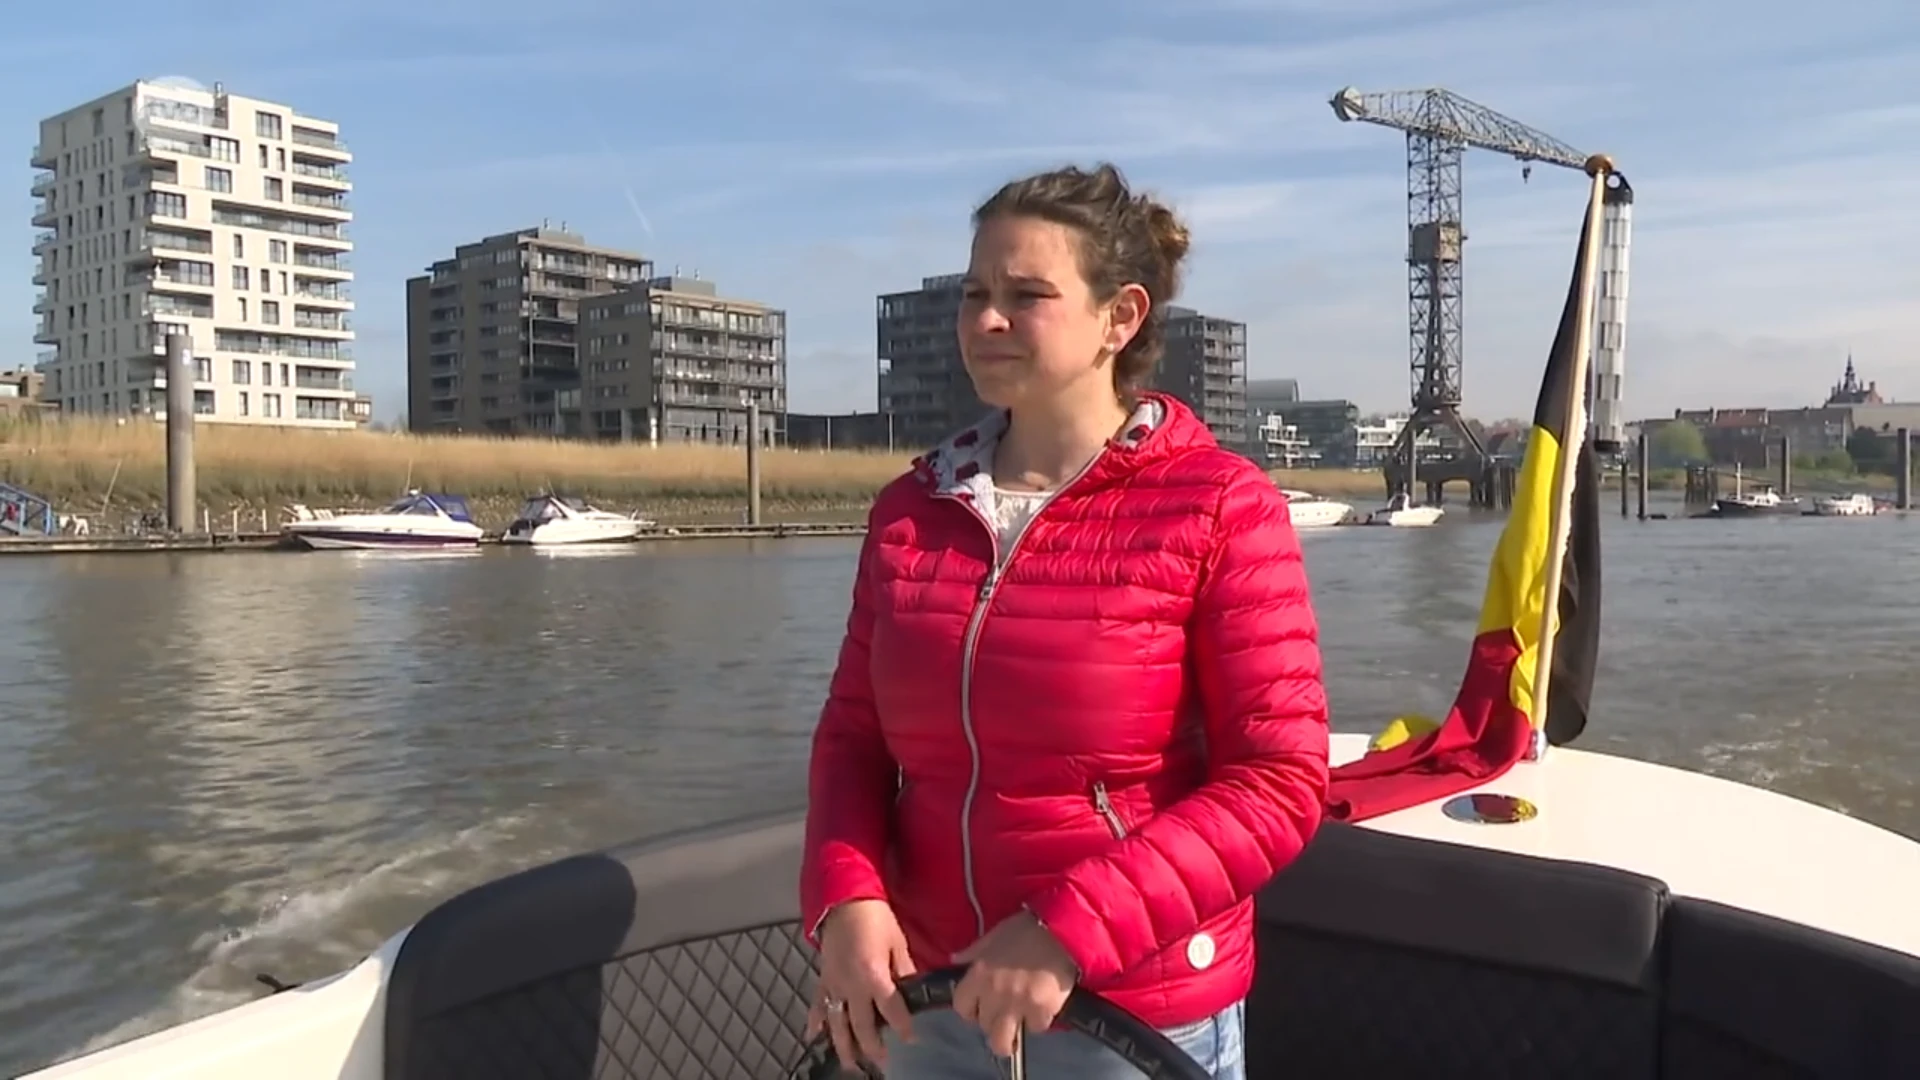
[48,814,538,1067]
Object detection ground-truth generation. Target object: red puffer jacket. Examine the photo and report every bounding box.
[800,393,1329,1029]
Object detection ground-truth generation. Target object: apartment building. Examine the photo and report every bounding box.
[1155,306,1248,449]
[31,79,356,426]
[877,273,973,449]
[577,275,786,444]
[405,225,650,435]
[878,279,1252,450]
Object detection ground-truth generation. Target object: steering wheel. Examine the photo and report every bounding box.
[787,965,1213,1079]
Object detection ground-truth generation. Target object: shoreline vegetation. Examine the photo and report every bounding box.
[0,417,1884,532]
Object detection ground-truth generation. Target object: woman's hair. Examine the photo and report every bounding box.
[972,162,1192,389]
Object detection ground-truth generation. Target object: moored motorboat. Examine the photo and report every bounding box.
[1279,488,1354,528]
[1812,492,1878,517]
[1711,485,1801,517]
[500,493,652,545]
[1363,492,1443,527]
[280,492,484,550]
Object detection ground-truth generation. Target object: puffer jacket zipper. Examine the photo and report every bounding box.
[948,448,1107,938]
[1092,781,1128,839]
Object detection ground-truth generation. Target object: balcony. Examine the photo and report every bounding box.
[36,349,58,369]
[293,250,350,273]
[290,161,349,185]
[142,99,228,131]
[32,231,55,253]
[31,171,55,196]
[32,201,56,228]
[293,311,349,333]
[137,229,215,256]
[139,135,216,162]
[290,128,349,156]
[290,190,349,214]
[145,297,214,320]
[295,370,353,392]
[31,143,55,168]
[131,267,217,291]
[293,283,350,303]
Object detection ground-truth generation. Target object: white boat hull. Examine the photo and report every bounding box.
[500,519,644,546]
[26,732,1920,1078]
[285,527,483,550]
[1286,499,1353,529]
[1366,506,1444,527]
[1813,494,1877,516]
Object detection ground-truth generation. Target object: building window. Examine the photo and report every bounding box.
[145,191,186,218]
[205,166,232,192]
[255,112,282,139]
[263,177,282,201]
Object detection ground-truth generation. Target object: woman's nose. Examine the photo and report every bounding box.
[968,301,1011,333]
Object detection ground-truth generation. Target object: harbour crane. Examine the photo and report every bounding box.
[1330,86,1634,503]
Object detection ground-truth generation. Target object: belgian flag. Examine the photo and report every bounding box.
[1324,188,1605,822]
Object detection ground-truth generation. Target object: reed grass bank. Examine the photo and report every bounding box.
[7,416,1754,531]
[0,417,908,528]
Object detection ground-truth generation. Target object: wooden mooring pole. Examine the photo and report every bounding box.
[1899,427,1913,511]
[1635,432,1649,520]
[165,332,197,533]
[745,398,764,526]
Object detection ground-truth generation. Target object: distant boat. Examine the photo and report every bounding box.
[1711,485,1801,517]
[1364,492,1444,527]
[281,491,484,550]
[1811,493,1877,517]
[502,494,652,546]
[1279,488,1354,528]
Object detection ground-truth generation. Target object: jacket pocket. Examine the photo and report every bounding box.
[1091,781,1129,839]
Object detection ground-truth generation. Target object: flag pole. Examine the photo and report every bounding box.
[1523,153,1614,763]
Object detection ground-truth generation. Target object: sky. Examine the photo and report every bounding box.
[6,0,1917,426]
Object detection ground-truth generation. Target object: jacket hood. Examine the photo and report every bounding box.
[912,391,1219,500]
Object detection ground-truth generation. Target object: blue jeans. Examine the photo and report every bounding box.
[880,999,1245,1078]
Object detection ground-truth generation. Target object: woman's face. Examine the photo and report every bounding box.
[958,215,1130,410]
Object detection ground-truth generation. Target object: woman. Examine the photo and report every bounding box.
[800,162,1330,1078]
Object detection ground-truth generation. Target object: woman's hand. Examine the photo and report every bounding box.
[951,910,1078,1057]
[807,899,917,1069]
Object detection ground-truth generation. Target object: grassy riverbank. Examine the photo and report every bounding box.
[18,416,1884,531]
[0,417,910,528]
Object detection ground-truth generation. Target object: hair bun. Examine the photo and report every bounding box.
[1143,200,1191,267]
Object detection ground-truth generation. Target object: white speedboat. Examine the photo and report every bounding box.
[1279,489,1354,528]
[280,491,484,550]
[500,494,652,546]
[1364,492,1444,527]
[1812,493,1878,517]
[24,732,1920,1079]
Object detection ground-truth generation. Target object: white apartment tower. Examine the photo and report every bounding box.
[30,79,355,426]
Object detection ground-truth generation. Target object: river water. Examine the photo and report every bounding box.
[2,500,1916,1074]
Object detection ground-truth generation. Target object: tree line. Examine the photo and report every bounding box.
[1646,420,1907,476]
